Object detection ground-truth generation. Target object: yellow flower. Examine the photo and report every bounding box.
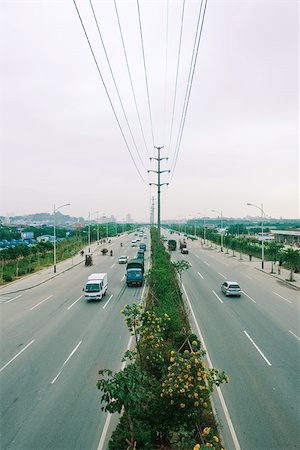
[202,427,211,436]
[170,357,174,363]
[203,402,208,408]
[193,445,200,450]
[213,436,219,443]
[194,401,199,406]
[180,403,185,408]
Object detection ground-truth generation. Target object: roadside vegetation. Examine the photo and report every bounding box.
[168,225,300,281]
[0,223,134,284]
[97,228,229,449]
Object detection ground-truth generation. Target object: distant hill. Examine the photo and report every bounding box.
[0,212,85,225]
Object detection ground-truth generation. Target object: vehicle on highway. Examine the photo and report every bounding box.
[139,242,146,251]
[221,281,241,297]
[168,239,177,251]
[131,239,137,247]
[181,247,189,254]
[136,249,145,260]
[118,255,128,264]
[83,273,108,301]
[126,258,144,286]
[126,268,143,286]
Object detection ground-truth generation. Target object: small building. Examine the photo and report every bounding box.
[271,229,300,247]
[36,235,54,243]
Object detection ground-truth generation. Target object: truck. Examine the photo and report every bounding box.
[83,273,108,301]
[136,249,145,261]
[126,258,144,287]
[179,239,187,250]
[168,239,177,251]
[139,242,146,251]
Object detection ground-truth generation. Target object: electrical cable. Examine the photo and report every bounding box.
[72,0,148,185]
[113,0,150,157]
[167,0,186,159]
[89,0,148,170]
[163,0,169,149]
[168,0,208,183]
[136,0,155,148]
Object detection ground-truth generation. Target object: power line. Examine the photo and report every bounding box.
[136,0,155,148]
[169,0,208,182]
[113,0,150,157]
[163,0,170,147]
[167,0,186,158]
[72,0,147,185]
[89,0,147,170]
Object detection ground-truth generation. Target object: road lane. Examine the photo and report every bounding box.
[175,242,300,450]
[0,232,149,449]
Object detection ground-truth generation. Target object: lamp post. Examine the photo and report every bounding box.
[197,212,206,245]
[247,202,265,269]
[212,209,224,252]
[53,203,70,273]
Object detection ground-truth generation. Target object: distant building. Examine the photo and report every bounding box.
[36,235,54,243]
[271,229,300,247]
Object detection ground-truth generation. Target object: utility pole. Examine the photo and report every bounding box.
[150,196,155,226]
[148,146,169,238]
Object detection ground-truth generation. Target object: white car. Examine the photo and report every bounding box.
[221,281,241,297]
[118,255,128,264]
[131,240,137,247]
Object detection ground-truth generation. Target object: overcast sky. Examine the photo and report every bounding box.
[1,0,299,222]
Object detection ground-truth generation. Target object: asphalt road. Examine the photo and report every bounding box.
[168,233,300,450]
[0,232,149,450]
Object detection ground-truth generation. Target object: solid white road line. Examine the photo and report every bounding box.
[197,272,204,279]
[218,272,227,279]
[0,339,35,373]
[30,295,53,311]
[243,331,272,366]
[241,291,256,304]
[103,294,113,309]
[212,290,224,304]
[67,295,83,310]
[182,284,241,450]
[272,291,292,304]
[204,261,210,266]
[110,264,115,269]
[289,330,300,341]
[51,341,82,384]
[5,294,22,304]
[121,275,125,282]
[98,334,134,450]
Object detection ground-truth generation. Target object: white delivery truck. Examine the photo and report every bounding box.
[83,273,108,301]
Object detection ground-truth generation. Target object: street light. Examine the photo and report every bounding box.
[88,211,100,250]
[53,203,70,273]
[197,212,207,245]
[212,209,224,252]
[247,202,265,269]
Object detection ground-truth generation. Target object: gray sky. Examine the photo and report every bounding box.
[1,0,299,222]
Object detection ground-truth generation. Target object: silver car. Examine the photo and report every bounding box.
[221,281,241,297]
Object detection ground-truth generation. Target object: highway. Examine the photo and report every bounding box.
[169,233,300,450]
[0,232,148,450]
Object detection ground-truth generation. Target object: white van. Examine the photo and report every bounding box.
[83,273,108,301]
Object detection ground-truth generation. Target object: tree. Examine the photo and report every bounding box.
[280,248,300,281]
[172,260,191,287]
